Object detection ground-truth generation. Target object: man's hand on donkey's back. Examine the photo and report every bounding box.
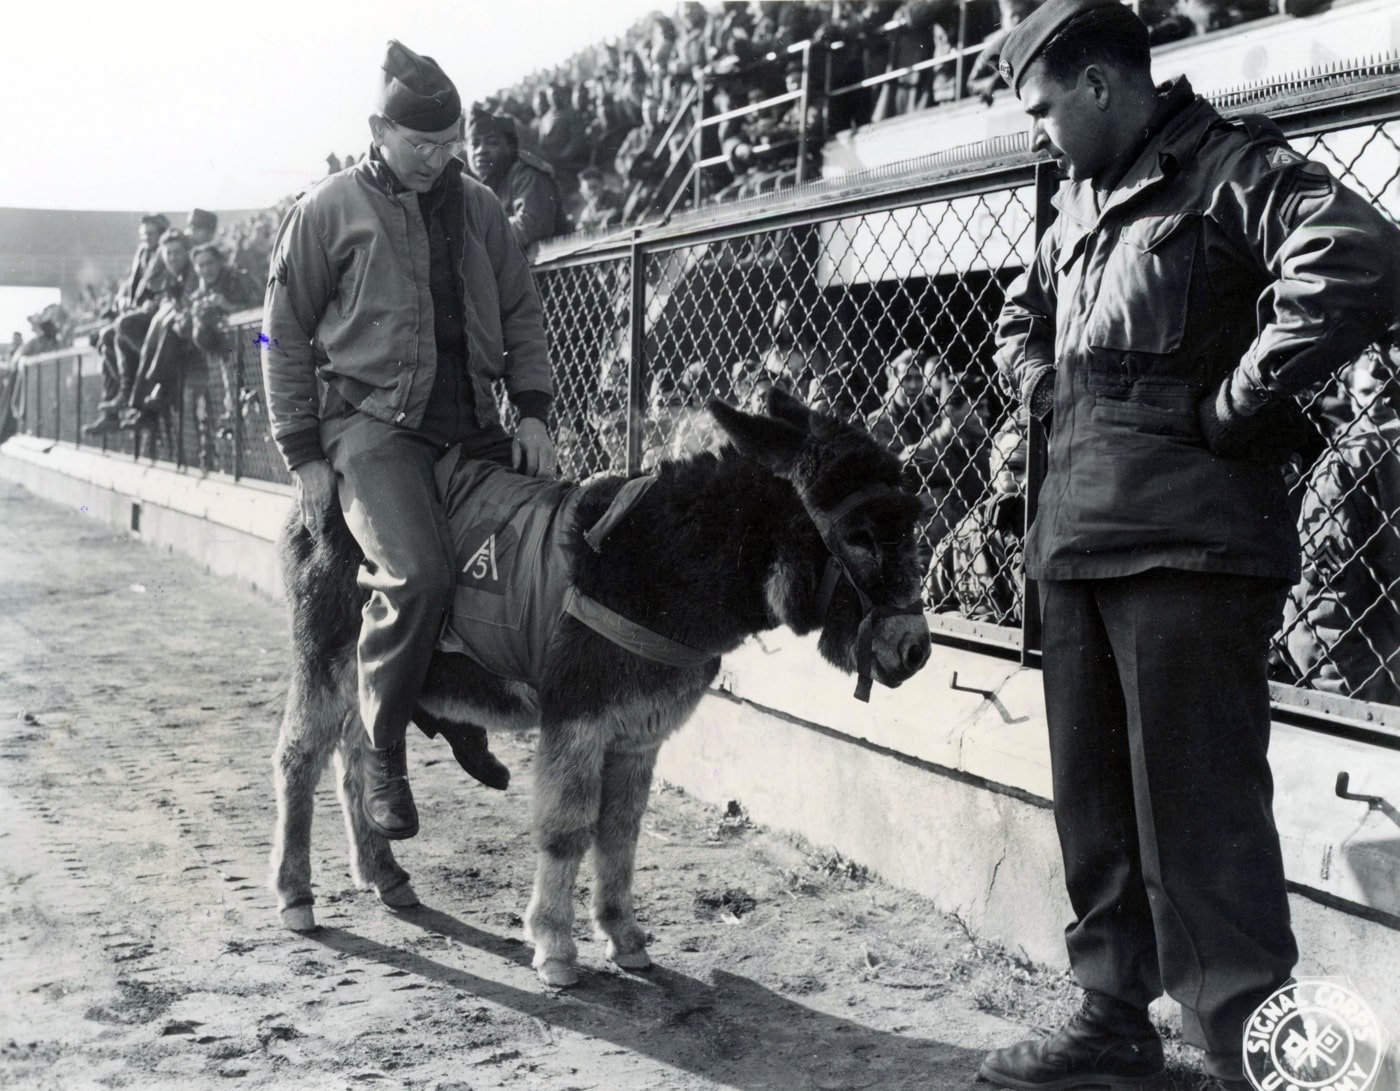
[292,459,338,535]
[512,417,557,477]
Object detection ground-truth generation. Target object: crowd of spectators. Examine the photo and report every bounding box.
[469,0,1308,233]
[67,208,265,469]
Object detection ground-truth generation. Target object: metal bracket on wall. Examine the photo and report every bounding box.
[1335,771,1399,827]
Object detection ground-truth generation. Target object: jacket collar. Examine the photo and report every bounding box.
[360,144,464,205]
[362,144,411,195]
[1053,77,1218,231]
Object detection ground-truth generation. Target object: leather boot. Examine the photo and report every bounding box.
[415,715,511,791]
[440,723,511,791]
[360,740,419,840]
[978,991,1165,1090]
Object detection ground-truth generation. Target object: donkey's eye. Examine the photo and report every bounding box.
[848,528,877,554]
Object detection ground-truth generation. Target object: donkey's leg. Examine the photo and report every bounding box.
[591,744,661,971]
[336,723,418,910]
[524,722,606,987]
[269,675,340,932]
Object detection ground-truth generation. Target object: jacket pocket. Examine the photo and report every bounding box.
[1090,384,1200,439]
[335,248,366,320]
[1086,212,1198,356]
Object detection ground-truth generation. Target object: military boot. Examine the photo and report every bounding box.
[978,991,1165,1090]
[360,740,419,840]
[439,723,511,791]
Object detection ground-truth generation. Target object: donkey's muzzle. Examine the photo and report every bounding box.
[870,607,931,690]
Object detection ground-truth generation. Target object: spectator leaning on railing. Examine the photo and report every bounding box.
[186,242,262,460]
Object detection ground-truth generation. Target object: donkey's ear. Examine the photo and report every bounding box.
[764,386,813,432]
[708,398,808,474]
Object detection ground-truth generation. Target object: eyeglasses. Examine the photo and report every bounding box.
[385,121,465,167]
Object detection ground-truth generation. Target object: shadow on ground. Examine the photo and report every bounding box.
[311,903,987,1090]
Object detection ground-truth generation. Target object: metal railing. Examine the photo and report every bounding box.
[13,316,289,486]
[11,60,1400,745]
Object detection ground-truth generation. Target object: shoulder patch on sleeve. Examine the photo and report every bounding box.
[1265,145,1305,169]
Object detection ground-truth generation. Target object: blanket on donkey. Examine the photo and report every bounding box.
[434,449,710,684]
[433,449,584,686]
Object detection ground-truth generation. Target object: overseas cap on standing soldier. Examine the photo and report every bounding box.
[995,0,1144,92]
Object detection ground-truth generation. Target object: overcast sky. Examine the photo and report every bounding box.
[4,0,664,213]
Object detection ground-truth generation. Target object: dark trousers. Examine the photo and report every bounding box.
[321,412,514,749]
[1040,570,1297,1081]
[96,310,153,407]
[131,311,188,412]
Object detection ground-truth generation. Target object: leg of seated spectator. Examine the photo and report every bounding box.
[114,311,155,408]
[187,367,215,471]
[213,352,238,432]
[96,324,121,408]
[127,318,176,419]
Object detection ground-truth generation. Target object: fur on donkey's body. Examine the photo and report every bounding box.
[270,391,932,986]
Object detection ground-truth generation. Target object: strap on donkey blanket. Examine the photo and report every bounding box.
[569,475,717,671]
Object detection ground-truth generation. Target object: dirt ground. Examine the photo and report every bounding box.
[0,479,1213,1091]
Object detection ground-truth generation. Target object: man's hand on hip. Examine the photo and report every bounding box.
[512,417,557,477]
[292,459,338,534]
[1198,375,1315,465]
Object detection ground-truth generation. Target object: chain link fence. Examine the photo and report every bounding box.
[9,72,1399,736]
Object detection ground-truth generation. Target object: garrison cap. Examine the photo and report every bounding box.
[140,212,170,231]
[466,106,519,143]
[379,40,461,132]
[187,208,218,234]
[996,0,1134,92]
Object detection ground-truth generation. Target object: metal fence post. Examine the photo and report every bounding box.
[693,71,706,213]
[1021,160,1059,663]
[233,334,246,482]
[797,41,812,184]
[625,238,647,476]
[53,359,61,441]
[74,353,83,447]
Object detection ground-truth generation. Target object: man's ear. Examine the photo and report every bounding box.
[1084,65,1111,110]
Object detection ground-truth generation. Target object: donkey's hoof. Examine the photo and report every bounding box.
[609,946,653,971]
[281,904,318,933]
[378,880,420,910]
[535,959,580,988]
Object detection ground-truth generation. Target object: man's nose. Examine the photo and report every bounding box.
[1029,122,1048,153]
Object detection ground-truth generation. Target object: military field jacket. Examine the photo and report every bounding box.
[479,154,567,254]
[998,79,1400,581]
[261,155,551,472]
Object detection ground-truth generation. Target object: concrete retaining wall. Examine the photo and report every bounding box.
[5,434,1398,1056]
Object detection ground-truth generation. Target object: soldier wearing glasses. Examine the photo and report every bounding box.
[262,40,556,842]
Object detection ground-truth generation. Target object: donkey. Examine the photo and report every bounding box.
[269,389,932,986]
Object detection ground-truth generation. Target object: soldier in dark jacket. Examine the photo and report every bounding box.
[467,107,568,255]
[980,1,1400,1089]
